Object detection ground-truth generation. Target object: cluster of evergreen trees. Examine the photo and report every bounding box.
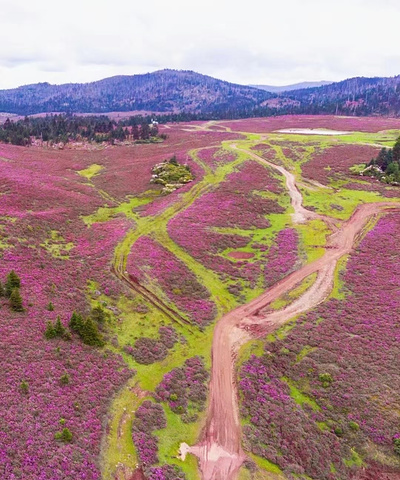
[0,270,24,311]
[0,114,161,146]
[366,136,400,183]
[45,306,106,347]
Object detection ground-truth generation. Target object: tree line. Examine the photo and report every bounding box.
[0,114,162,146]
[366,136,400,183]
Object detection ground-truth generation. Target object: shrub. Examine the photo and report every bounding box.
[132,401,166,466]
[147,465,186,480]
[131,337,167,365]
[47,302,54,311]
[90,305,108,324]
[155,356,209,418]
[393,436,400,455]
[60,373,70,386]
[55,427,73,443]
[334,426,344,437]
[158,326,178,349]
[20,380,29,394]
[349,421,360,432]
[319,373,333,388]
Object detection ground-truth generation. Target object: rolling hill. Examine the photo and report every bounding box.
[0,69,273,116]
[1,70,400,119]
[278,75,400,116]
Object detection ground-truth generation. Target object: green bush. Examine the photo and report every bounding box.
[59,373,70,386]
[20,380,29,394]
[55,427,73,443]
[319,372,333,388]
[393,437,400,455]
[349,421,360,431]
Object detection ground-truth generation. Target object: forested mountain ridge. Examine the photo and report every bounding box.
[0,69,273,116]
[1,70,400,118]
[279,75,400,116]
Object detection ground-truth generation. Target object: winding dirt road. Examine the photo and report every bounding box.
[184,147,400,480]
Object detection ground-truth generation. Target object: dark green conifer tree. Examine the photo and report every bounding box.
[392,136,400,164]
[54,316,65,337]
[10,287,23,312]
[69,311,83,332]
[44,320,57,339]
[5,270,21,297]
[80,317,104,347]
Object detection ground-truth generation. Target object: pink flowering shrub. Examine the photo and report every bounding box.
[155,356,209,421]
[132,401,166,466]
[147,465,186,480]
[126,326,178,365]
[168,161,298,292]
[239,213,400,479]
[0,144,135,479]
[127,236,217,326]
[132,401,187,479]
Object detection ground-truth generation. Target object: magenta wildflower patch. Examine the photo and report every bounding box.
[127,236,217,326]
[239,213,400,479]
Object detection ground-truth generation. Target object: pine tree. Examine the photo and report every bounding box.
[10,288,23,312]
[69,311,83,332]
[393,136,400,164]
[80,317,104,347]
[0,281,4,297]
[47,302,54,311]
[44,320,57,339]
[5,270,21,297]
[54,316,65,337]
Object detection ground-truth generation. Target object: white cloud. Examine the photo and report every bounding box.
[0,0,399,88]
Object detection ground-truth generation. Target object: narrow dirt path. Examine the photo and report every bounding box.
[231,144,337,227]
[185,143,400,479]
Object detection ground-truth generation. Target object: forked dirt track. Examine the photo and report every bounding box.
[185,146,400,479]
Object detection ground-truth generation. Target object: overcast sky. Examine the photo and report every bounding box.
[0,0,399,89]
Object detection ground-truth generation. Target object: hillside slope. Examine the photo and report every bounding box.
[0,69,272,116]
[279,75,400,116]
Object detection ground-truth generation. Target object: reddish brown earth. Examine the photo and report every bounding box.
[185,143,400,480]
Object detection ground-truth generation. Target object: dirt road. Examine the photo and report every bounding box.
[185,146,400,479]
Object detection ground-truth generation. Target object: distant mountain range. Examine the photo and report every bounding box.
[250,81,333,93]
[0,69,400,118]
[0,70,272,116]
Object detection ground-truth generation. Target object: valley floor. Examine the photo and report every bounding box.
[0,115,400,480]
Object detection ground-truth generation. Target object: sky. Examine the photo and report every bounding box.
[0,0,399,89]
